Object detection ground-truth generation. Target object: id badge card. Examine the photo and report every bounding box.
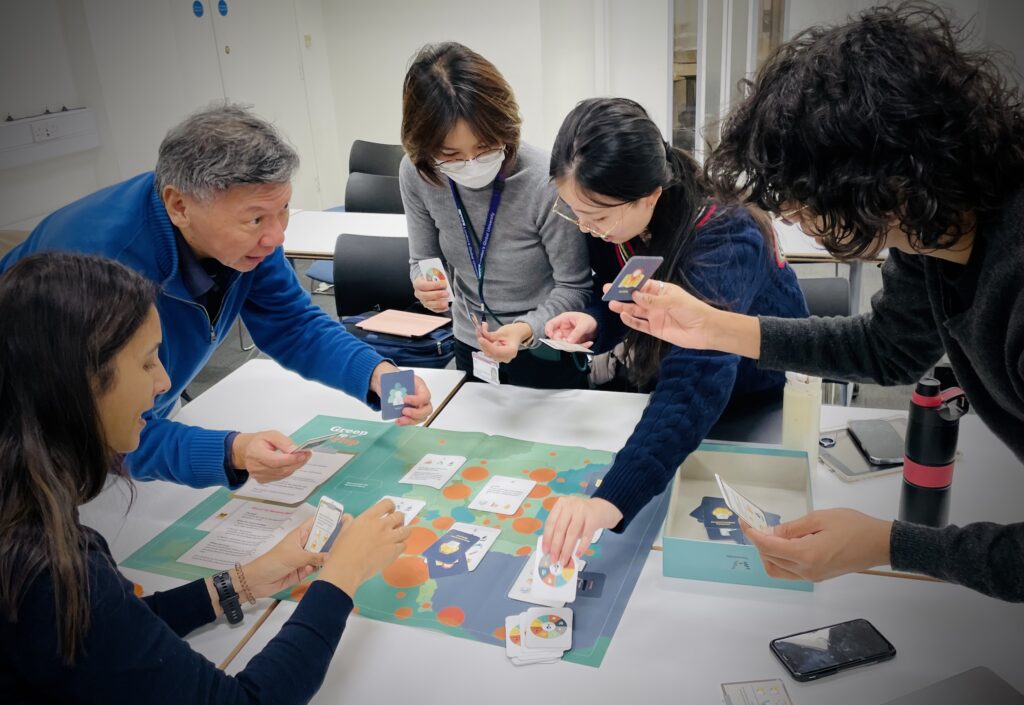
[472,351,501,385]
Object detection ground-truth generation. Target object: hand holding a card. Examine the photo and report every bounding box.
[370,362,433,425]
[543,312,597,348]
[231,430,312,483]
[412,275,451,313]
[542,496,623,566]
[608,279,762,359]
[476,321,533,363]
[208,517,323,611]
[740,508,893,583]
[317,498,411,597]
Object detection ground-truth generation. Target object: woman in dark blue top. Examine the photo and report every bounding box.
[0,253,409,704]
[540,98,809,566]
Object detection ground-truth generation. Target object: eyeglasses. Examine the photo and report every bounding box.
[778,204,808,227]
[434,147,505,172]
[550,197,623,240]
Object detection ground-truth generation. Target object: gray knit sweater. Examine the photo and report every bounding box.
[399,144,591,347]
[759,187,1024,601]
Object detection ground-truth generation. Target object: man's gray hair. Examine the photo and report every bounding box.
[155,103,299,200]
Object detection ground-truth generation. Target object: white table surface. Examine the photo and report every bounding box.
[284,210,408,260]
[229,386,1024,703]
[79,359,464,667]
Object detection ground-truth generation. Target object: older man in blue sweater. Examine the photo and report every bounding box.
[1,105,433,489]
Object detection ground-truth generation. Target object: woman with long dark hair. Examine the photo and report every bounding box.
[0,253,409,703]
[400,42,592,389]
[541,98,808,565]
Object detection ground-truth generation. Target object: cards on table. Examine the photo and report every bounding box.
[508,553,587,608]
[451,522,501,571]
[539,338,594,355]
[399,453,466,490]
[422,527,480,579]
[380,369,415,421]
[418,258,454,302]
[715,474,770,532]
[468,475,535,515]
[601,255,664,302]
[381,495,425,526]
[505,607,574,666]
[721,678,793,705]
[233,449,354,505]
[304,496,345,553]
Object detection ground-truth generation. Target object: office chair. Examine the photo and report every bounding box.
[344,173,405,214]
[349,139,405,177]
[797,277,853,405]
[332,233,416,317]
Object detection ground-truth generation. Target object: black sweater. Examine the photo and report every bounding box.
[759,187,1024,601]
[1,529,353,703]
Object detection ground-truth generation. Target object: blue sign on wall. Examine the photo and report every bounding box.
[192,1,204,18]
[218,0,228,16]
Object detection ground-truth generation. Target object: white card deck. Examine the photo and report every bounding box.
[715,474,770,532]
[529,535,579,603]
[468,475,535,515]
[522,606,573,651]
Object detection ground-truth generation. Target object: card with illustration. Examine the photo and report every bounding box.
[303,496,345,553]
[450,522,501,571]
[418,257,454,302]
[422,528,480,579]
[522,606,573,651]
[601,255,664,302]
[380,369,415,421]
[529,535,579,603]
[399,453,466,489]
[467,475,535,515]
[715,474,769,532]
[508,556,564,608]
[381,495,425,526]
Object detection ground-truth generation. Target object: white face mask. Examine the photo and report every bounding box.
[438,151,505,189]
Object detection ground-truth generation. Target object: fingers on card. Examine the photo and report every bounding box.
[381,495,425,526]
[529,535,579,603]
[418,258,454,302]
[601,255,664,302]
[714,474,770,532]
[304,497,344,552]
[380,369,415,420]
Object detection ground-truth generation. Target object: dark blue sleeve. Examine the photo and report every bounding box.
[140,580,217,638]
[594,219,772,528]
[5,551,354,705]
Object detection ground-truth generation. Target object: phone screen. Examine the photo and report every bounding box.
[770,618,896,681]
[848,419,905,464]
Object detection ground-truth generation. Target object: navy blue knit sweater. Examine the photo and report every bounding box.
[591,206,809,528]
[0,529,353,704]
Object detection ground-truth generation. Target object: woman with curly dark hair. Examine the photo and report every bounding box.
[609,3,1024,601]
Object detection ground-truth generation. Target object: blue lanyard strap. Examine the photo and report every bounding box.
[448,176,505,282]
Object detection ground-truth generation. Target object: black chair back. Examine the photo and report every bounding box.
[344,173,405,214]
[332,233,416,317]
[349,140,405,177]
[798,277,851,318]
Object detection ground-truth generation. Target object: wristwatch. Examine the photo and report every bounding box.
[212,570,244,625]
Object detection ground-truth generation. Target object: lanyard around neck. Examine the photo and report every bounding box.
[448,176,505,283]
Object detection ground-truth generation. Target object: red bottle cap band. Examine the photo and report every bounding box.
[903,457,954,488]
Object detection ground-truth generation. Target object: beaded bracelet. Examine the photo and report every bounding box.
[233,562,257,605]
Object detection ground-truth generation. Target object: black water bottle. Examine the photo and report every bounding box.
[898,377,970,527]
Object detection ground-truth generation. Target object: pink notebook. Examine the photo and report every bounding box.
[355,309,451,338]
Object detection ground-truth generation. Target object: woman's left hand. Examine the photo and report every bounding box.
[476,321,532,363]
[237,518,323,598]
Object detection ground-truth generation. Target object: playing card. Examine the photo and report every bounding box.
[418,258,454,302]
[381,495,425,526]
[468,475,535,514]
[539,338,594,355]
[516,611,565,663]
[291,432,342,453]
[303,496,344,552]
[451,522,501,571]
[529,535,579,603]
[721,678,793,705]
[522,606,573,651]
[715,474,769,531]
[508,556,564,608]
[380,369,415,421]
[399,454,466,490]
[601,255,664,302]
[422,528,479,579]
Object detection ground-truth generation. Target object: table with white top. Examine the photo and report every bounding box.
[79,359,465,667]
[284,210,408,260]
[227,381,1024,704]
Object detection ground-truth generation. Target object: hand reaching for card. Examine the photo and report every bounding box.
[371,362,433,425]
[740,508,893,582]
[232,430,312,483]
[412,276,450,313]
[542,496,623,567]
[317,498,411,597]
[543,312,597,347]
[477,321,532,363]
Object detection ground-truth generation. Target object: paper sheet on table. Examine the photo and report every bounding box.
[233,451,354,505]
[178,500,316,571]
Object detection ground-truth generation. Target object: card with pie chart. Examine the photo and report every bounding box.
[529,535,579,603]
[523,606,573,650]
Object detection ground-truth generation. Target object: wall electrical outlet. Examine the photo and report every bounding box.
[30,119,59,142]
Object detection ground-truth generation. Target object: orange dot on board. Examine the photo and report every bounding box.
[406,526,439,555]
[443,483,472,500]
[493,626,507,641]
[432,516,455,531]
[512,517,543,534]
[542,496,560,511]
[395,591,407,599]
[529,485,551,499]
[381,556,429,588]
[437,606,465,627]
[462,465,489,482]
[516,545,533,556]
[394,607,413,619]
[530,468,557,482]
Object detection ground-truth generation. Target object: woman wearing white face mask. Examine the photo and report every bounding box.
[399,42,592,389]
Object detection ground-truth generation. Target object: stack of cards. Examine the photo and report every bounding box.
[507,537,586,608]
[689,495,780,545]
[421,523,500,578]
[504,607,573,666]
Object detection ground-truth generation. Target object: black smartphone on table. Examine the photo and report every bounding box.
[847,418,905,465]
[770,618,896,682]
